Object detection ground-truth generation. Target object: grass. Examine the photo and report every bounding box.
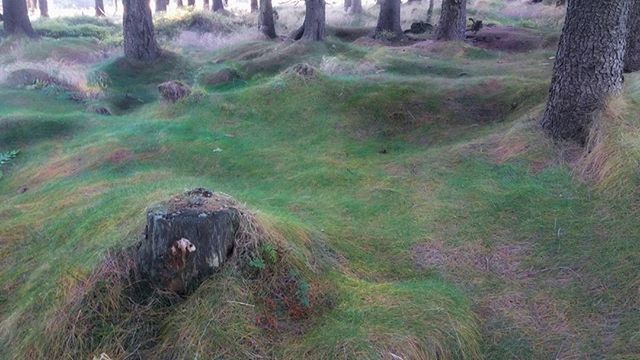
[0,1,639,359]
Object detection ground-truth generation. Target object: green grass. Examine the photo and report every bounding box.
[0,2,639,359]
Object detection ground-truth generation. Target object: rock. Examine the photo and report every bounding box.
[404,21,433,34]
[201,68,240,86]
[137,188,240,293]
[157,80,191,103]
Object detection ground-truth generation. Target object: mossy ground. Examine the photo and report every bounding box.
[0,1,638,359]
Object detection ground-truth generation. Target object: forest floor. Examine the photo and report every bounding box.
[0,1,638,359]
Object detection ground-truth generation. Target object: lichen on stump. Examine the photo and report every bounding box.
[137,188,243,294]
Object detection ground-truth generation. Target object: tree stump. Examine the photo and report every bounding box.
[137,188,240,294]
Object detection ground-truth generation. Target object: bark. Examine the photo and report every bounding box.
[625,0,640,72]
[95,0,105,16]
[374,0,403,40]
[123,0,161,62]
[293,0,325,41]
[348,0,362,14]
[38,0,47,17]
[138,189,240,294]
[344,0,351,12]
[436,0,466,41]
[203,0,209,10]
[212,0,224,11]
[541,0,631,143]
[2,0,37,37]
[187,0,195,6]
[176,0,183,7]
[251,0,258,13]
[156,0,167,12]
[258,0,276,38]
[426,0,434,23]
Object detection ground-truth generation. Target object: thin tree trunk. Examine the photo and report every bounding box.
[348,0,362,14]
[374,0,403,40]
[292,0,325,41]
[212,0,224,12]
[250,0,258,12]
[123,0,161,62]
[203,0,209,10]
[38,0,48,17]
[177,0,183,7]
[156,0,167,12]
[258,0,276,38]
[95,0,105,16]
[426,0,434,23]
[187,0,195,6]
[2,0,37,37]
[541,0,631,143]
[625,0,640,72]
[344,0,351,12]
[436,0,466,41]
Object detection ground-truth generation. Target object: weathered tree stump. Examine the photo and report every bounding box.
[137,188,240,294]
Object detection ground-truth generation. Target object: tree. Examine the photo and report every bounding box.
[541,0,631,143]
[292,0,325,41]
[176,0,183,7]
[156,0,167,12]
[187,0,195,6]
[203,0,209,10]
[435,0,466,41]
[212,0,224,12]
[426,0,434,23]
[374,0,403,40]
[251,0,258,13]
[2,0,37,37]
[348,0,362,14]
[258,0,276,38]
[123,0,161,61]
[95,0,105,16]
[344,0,351,11]
[625,0,640,72]
[38,0,48,17]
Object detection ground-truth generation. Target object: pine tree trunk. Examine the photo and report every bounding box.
[123,0,161,62]
[292,0,325,41]
[177,0,183,7]
[374,0,403,40]
[203,0,209,10]
[258,0,276,38]
[95,0,105,16]
[212,0,224,12]
[344,0,351,12]
[625,1,640,72]
[426,0,434,23]
[38,0,48,17]
[2,0,37,37]
[436,0,466,41]
[250,0,258,13]
[348,0,362,14]
[541,0,631,143]
[156,0,167,12]
[187,0,195,6]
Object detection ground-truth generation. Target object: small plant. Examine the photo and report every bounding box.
[248,256,266,271]
[0,150,19,178]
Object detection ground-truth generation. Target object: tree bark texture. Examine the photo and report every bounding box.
[187,0,195,6]
[123,0,161,62]
[95,0,105,16]
[374,0,403,40]
[541,0,631,143]
[348,0,362,14]
[38,0,48,17]
[625,0,640,72]
[344,0,351,11]
[426,0,434,23]
[2,0,37,37]
[177,0,183,7]
[156,0,167,12]
[293,0,325,41]
[251,0,258,13]
[138,190,240,294]
[436,0,466,41]
[258,0,276,38]
[212,0,224,12]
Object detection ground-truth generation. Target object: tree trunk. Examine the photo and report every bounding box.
[625,1,640,72]
[38,0,48,17]
[187,0,194,6]
[203,0,209,10]
[348,0,362,14]
[137,189,240,294]
[258,0,276,38]
[436,0,466,41]
[250,0,258,12]
[212,0,224,12]
[123,0,161,62]
[426,0,434,23]
[541,0,631,143]
[344,0,351,11]
[374,0,403,40]
[156,0,167,12]
[292,0,325,41]
[176,0,183,7]
[95,0,105,16]
[2,0,37,37]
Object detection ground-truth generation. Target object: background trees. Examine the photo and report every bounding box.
[123,0,161,61]
[258,0,276,38]
[541,0,631,143]
[292,0,325,41]
[374,0,402,40]
[625,1,640,72]
[2,0,37,37]
[436,0,466,40]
